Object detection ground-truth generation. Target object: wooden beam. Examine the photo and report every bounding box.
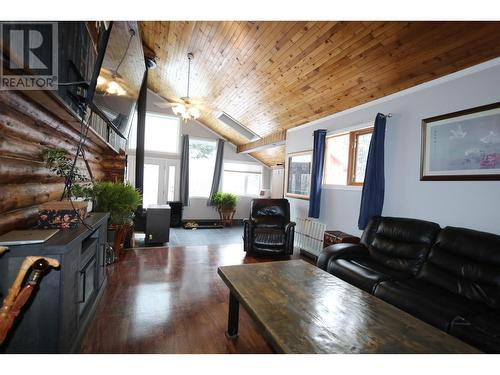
[236,130,287,154]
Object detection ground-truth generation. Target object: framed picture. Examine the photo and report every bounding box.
[421,102,500,181]
[285,151,312,199]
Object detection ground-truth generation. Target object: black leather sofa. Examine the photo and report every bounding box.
[317,216,500,353]
[243,199,295,256]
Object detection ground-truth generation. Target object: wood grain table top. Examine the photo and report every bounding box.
[218,260,481,354]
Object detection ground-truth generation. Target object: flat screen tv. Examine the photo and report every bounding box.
[88,21,145,139]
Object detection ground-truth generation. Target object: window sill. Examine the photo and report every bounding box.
[322,184,362,191]
[236,194,260,199]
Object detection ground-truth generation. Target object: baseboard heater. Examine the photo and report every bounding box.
[294,217,326,259]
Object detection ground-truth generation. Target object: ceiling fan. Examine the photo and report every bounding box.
[155,52,209,121]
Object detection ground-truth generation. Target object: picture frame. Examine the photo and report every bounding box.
[421,101,500,181]
[285,150,312,200]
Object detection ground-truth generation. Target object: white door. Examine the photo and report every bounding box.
[127,156,180,207]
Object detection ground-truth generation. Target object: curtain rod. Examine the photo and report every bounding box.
[311,113,393,135]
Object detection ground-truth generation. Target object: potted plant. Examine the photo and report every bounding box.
[212,192,238,227]
[91,181,141,258]
[39,149,92,229]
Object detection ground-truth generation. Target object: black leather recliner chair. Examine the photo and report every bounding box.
[317,216,500,353]
[243,199,295,256]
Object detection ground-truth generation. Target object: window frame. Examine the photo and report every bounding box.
[323,126,373,187]
[222,161,263,197]
[285,150,313,200]
[348,127,373,186]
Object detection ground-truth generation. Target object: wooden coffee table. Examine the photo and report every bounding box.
[217,260,481,354]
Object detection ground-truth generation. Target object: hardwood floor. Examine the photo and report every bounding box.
[80,244,312,353]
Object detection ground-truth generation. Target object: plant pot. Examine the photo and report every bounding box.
[108,223,134,259]
[38,201,88,229]
[73,197,93,213]
[218,208,236,227]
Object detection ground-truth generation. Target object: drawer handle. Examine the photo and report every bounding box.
[77,270,86,304]
[101,244,106,267]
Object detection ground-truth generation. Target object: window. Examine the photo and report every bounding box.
[323,127,373,186]
[189,137,217,197]
[223,162,262,196]
[128,112,180,153]
[323,134,349,185]
[351,130,372,184]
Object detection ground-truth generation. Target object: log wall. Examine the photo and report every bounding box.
[0,91,126,235]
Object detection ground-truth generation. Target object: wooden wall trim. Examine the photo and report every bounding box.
[236,130,287,153]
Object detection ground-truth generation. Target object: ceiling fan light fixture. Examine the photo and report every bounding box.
[172,52,202,122]
[106,80,126,96]
[172,103,186,116]
[188,106,201,119]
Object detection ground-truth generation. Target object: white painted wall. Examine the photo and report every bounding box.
[286,58,500,236]
[128,89,271,220]
[271,168,285,198]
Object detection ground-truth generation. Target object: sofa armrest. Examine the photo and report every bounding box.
[243,218,255,252]
[284,221,296,233]
[317,243,369,270]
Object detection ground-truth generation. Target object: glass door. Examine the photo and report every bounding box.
[126,156,180,207]
[143,162,162,207]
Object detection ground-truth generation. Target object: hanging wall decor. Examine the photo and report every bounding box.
[421,101,500,181]
[285,151,312,199]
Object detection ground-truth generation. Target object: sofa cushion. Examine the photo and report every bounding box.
[328,258,409,293]
[450,310,500,353]
[419,226,500,308]
[374,279,488,331]
[366,217,441,276]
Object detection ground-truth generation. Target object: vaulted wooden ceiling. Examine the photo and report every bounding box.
[139,21,500,166]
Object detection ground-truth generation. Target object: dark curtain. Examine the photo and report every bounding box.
[308,129,327,218]
[207,139,225,206]
[180,134,190,206]
[358,113,387,230]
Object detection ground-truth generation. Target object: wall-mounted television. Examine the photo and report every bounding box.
[88,21,145,140]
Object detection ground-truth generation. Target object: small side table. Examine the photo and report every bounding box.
[323,230,360,248]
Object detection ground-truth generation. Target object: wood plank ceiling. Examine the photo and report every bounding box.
[139,21,500,166]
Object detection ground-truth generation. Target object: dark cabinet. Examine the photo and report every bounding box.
[96,228,107,289]
[0,212,109,353]
[323,230,360,248]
